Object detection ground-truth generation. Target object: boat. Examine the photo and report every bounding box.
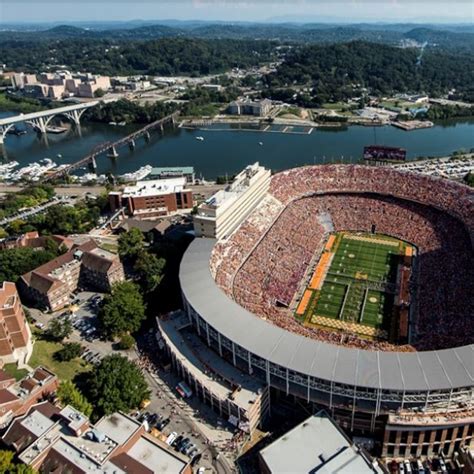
[196,136,204,141]
[119,165,153,182]
[7,127,27,136]
[57,153,63,159]
[259,141,263,146]
[46,126,67,134]
[117,121,127,126]
[109,122,117,126]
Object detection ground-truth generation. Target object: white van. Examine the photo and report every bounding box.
[166,432,178,445]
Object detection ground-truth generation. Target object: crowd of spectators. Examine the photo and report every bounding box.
[210,165,474,352]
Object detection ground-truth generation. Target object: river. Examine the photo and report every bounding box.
[1,112,473,179]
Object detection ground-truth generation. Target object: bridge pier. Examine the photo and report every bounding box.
[144,131,151,142]
[107,146,119,159]
[159,123,164,133]
[88,156,97,171]
[30,117,48,134]
[129,139,136,150]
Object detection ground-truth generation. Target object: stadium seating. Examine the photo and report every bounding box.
[210,165,474,352]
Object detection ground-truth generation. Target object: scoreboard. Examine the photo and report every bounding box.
[363,145,407,162]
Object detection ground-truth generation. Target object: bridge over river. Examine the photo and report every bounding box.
[0,99,115,145]
[43,111,180,182]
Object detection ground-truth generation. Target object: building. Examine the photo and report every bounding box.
[3,402,192,473]
[0,231,73,251]
[148,166,196,184]
[228,98,272,117]
[19,240,124,311]
[11,73,37,90]
[17,71,110,99]
[382,411,474,460]
[259,411,382,473]
[0,282,33,366]
[193,162,271,239]
[109,178,193,219]
[157,311,270,436]
[0,367,58,429]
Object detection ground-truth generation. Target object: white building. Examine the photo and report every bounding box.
[194,162,271,240]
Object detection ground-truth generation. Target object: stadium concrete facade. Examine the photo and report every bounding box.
[179,165,473,459]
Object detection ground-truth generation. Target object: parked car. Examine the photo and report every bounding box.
[166,432,178,445]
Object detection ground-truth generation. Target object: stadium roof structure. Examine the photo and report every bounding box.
[180,237,474,392]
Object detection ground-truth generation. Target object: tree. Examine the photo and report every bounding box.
[118,228,144,261]
[464,171,474,187]
[0,246,60,284]
[54,342,83,361]
[0,449,35,474]
[47,318,73,342]
[98,281,146,339]
[57,380,93,417]
[117,333,135,350]
[134,251,165,293]
[88,354,150,416]
[94,88,106,98]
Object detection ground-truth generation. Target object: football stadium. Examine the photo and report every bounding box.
[180,164,473,458]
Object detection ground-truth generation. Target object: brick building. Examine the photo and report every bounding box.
[3,403,192,473]
[0,231,73,251]
[0,367,58,429]
[109,178,193,219]
[0,282,32,366]
[19,240,124,312]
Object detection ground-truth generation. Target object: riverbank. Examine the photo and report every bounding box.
[1,111,473,181]
[181,115,439,133]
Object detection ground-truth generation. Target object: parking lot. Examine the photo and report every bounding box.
[30,291,114,367]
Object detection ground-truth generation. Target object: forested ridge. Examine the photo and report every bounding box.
[0,38,278,76]
[265,41,474,102]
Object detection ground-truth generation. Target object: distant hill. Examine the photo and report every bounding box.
[0,22,472,52]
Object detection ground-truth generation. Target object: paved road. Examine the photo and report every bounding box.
[0,195,72,226]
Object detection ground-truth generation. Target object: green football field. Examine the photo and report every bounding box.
[300,232,409,338]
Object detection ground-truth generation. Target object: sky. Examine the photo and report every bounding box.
[0,0,472,24]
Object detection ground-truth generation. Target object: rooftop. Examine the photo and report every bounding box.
[122,178,187,198]
[150,166,194,175]
[95,412,140,445]
[259,411,381,474]
[159,312,265,410]
[198,162,268,213]
[127,436,187,473]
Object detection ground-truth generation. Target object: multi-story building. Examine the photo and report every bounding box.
[228,98,272,117]
[3,402,192,473]
[0,367,58,429]
[19,240,124,311]
[382,411,474,460]
[18,71,111,99]
[157,311,270,436]
[109,178,193,219]
[193,162,271,239]
[0,231,73,251]
[80,247,125,292]
[11,73,37,89]
[0,282,33,366]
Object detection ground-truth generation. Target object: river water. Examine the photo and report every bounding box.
[1,112,473,179]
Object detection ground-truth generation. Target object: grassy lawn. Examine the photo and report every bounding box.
[29,336,91,381]
[99,242,119,253]
[2,363,29,381]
